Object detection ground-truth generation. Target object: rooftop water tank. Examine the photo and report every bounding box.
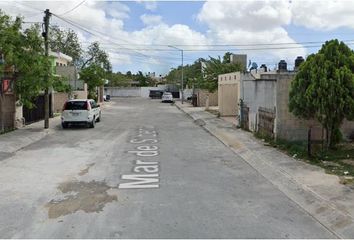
[278,60,287,72]
[295,56,304,70]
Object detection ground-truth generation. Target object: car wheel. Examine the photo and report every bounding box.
[96,112,101,122]
[89,118,95,128]
[62,122,68,129]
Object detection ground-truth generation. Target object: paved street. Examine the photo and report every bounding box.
[0,98,337,238]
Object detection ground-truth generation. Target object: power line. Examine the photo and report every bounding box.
[77,40,354,48]
[58,0,87,16]
[51,13,154,59]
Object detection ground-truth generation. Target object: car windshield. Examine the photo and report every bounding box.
[65,101,87,110]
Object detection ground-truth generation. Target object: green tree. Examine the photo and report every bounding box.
[79,42,111,99]
[80,42,111,71]
[289,39,354,148]
[79,64,106,100]
[0,12,49,107]
[134,71,154,87]
[201,55,242,92]
[49,25,82,66]
[223,52,232,63]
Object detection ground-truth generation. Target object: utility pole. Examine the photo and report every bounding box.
[168,45,184,104]
[43,9,51,129]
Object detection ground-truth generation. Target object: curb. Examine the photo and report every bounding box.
[175,103,354,239]
[0,117,60,154]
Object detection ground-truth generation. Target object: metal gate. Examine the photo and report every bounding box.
[23,94,52,124]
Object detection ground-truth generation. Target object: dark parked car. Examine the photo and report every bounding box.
[149,90,164,99]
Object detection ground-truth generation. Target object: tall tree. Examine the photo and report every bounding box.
[80,41,111,71]
[289,39,354,148]
[0,12,51,131]
[79,41,111,99]
[0,12,49,107]
[201,55,242,92]
[49,25,82,66]
[79,64,106,100]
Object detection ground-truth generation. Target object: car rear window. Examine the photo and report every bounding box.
[64,101,87,110]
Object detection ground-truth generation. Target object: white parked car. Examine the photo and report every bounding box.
[161,92,174,103]
[61,99,101,128]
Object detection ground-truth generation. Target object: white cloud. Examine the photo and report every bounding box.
[197,0,305,64]
[136,0,157,11]
[291,0,354,30]
[140,14,162,26]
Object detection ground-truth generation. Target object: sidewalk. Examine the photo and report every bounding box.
[175,101,354,238]
[0,116,61,154]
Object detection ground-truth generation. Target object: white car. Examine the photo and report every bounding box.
[161,92,174,103]
[61,99,101,128]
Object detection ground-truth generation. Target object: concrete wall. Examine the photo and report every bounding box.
[274,73,323,141]
[196,89,218,107]
[53,88,88,113]
[53,92,68,113]
[0,94,16,130]
[71,83,88,100]
[105,85,169,98]
[105,87,141,97]
[242,78,277,131]
[218,72,241,116]
[182,89,193,100]
[56,66,85,91]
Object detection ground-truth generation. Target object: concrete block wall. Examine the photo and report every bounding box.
[72,89,88,100]
[196,89,218,107]
[275,73,322,141]
[53,92,69,113]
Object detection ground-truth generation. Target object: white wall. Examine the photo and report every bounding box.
[105,87,141,97]
[242,78,277,131]
[105,85,169,98]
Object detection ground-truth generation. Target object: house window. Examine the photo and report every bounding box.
[229,76,231,80]
[234,75,236,79]
[56,62,59,66]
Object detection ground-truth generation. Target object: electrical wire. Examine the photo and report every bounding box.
[51,13,153,59]
[58,0,87,16]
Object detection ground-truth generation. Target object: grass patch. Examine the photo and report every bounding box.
[0,128,15,135]
[254,132,354,183]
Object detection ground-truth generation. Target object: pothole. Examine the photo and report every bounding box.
[78,163,95,176]
[47,180,117,219]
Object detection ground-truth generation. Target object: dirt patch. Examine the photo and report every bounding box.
[342,159,354,167]
[47,180,117,219]
[78,163,95,176]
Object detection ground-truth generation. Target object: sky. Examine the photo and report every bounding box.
[1,0,354,75]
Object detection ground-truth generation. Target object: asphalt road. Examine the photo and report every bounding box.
[0,98,336,238]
